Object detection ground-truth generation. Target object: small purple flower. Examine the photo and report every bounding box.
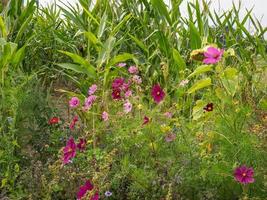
[117,62,126,67]
[203,47,224,64]
[123,100,132,114]
[234,165,255,184]
[88,84,97,95]
[62,137,76,164]
[128,65,139,74]
[105,191,112,197]
[151,84,165,104]
[69,97,80,108]
[102,111,109,121]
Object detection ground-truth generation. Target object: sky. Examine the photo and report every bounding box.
[39,0,267,28]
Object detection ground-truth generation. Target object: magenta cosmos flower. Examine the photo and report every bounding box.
[112,78,125,89]
[91,192,99,200]
[234,165,255,184]
[88,84,97,95]
[203,47,224,64]
[151,84,165,104]
[77,180,94,200]
[77,138,86,151]
[69,97,80,108]
[62,137,76,164]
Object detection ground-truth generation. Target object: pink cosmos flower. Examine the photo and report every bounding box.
[84,95,97,111]
[143,116,150,125]
[77,138,86,151]
[69,97,80,108]
[151,84,165,104]
[179,79,189,87]
[69,115,79,130]
[234,165,255,184]
[123,100,132,114]
[164,112,173,118]
[117,63,126,67]
[102,111,109,121]
[128,66,139,74]
[88,84,97,95]
[62,137,76,164]
[112,88,122,100]
[132,75,142,85]
[165,133,176,142]
[77,180,94,200]
[203,47,224,64]
[125,90,132,98]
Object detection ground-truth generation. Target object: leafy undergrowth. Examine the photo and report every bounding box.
[0,0,267,200]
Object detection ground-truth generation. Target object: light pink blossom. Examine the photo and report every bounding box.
[132,75,142,85]
[88,84,97,95]
[102,111,109,121]
[83,95,97,111]
[117,63,126,67]
[128,66,139,74]
[123,100,132,114]
[125,90,132,98]
[69,97,80,108]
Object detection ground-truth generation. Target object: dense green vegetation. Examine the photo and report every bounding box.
[0,0,266,199]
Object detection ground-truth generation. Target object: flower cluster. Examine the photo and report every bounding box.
[77,180,99,200]
[62,137,87,164]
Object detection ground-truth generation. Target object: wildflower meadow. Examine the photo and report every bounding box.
[0,0,267,199]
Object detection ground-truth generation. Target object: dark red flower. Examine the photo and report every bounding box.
[151,84,165,104]
[77,180,94,200]
[49,117,60,125]
[143,116,150,125]
[112,88,122,100]
[77,138,86,151]
[70,115,79,130]
[203,103,213,112]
